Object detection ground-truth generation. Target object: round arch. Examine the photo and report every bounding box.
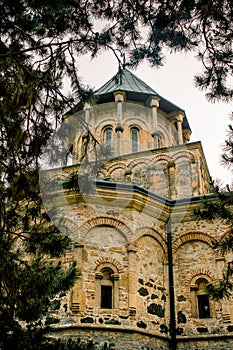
[172,231,214,254]
[95,258,123,274]
[186,270,217,287]
[80,216,133,243]
[106,162,127,174]
[134,227,168,257]
[173,150,195,163]
[151,154,173,166]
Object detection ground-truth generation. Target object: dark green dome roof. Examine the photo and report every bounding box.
[95,68,158,96]
[94,68,191,131]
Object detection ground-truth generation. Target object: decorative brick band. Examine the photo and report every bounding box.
[184,269,217,286]
[151,154,173,164]
[127,159,150,171]
[80,216,133,243]
[107,161,127,174]
[172,231,213,254]
[134,227,167,256]
[173,150,195,162]
[95,257,124,274]
[97,168,108,178]
[62,217,80,239]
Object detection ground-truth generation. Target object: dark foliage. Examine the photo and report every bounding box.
[195,118,233,298]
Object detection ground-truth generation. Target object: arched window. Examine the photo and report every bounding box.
[157,133,164,148]
[101,268,113,309]
[104,128,112,149]
[95,264,119,310]
[131,127,139,153]
[190,278,211,318]
[196,279,210,318]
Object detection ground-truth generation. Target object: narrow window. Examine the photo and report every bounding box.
[96,265,119,310]
[104,128,112,149]
[157,134,164,148]
[190,278,211,319]
[198,295,210,318]
[101,285,112,309]
[100,268,113,309]
[131,127,139,153]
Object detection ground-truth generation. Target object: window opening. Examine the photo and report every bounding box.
[191,277,211,319]
[198,294,210,318]
[104,128,112,149]
[157,134,164,148]
[131,127,139,153]
[101,285,112,309]
[100,268,113,309]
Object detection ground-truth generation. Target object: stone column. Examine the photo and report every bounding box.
[190,285,198,318]
[71,243,85,313]
[175,113,184,145]
[216,257,225,280]
[112,274,120,309]
[128,244,137,316]
[149,96,160,148]
[167,162,177,200]
[95,272,103,308]
[183,129,191,143]
[114,92,125,155]
[83,102,91,125]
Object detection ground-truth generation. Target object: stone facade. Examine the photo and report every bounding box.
[42,69,233,349]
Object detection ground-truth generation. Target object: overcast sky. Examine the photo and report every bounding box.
[77,50,232,186]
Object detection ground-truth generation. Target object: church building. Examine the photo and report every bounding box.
[43,68,233,350]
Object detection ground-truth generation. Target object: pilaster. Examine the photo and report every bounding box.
[114,92,125,155]
[71,244,85,314]
[148,96,160,148]
[127,244,137,316]
[83,102,91,125]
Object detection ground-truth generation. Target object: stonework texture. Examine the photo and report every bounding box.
[44,70,233,348]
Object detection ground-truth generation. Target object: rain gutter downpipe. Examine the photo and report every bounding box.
[166,218,177,350]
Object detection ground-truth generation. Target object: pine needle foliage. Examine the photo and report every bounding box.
[195,119,233,298]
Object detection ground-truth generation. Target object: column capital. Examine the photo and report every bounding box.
[83,102,91,110]
[114,91,126,102]
[74,243,84,249]
[147,96,160,108]
[115,124,124,133]
[111,273,120,281]
[127,243,137,253]
[190,284,198,291]
[152,131,159,138]
[95,272,103,280]
[169,111,185,123]
[183,129,191,143]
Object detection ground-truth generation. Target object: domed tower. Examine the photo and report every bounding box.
[44,69,233,350]
[69,68,209,200]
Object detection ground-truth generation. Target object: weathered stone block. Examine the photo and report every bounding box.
[138,287,149,296]
[197,327,208,333]
[147,303,164,317]
[81,317,94,324]
[177,295,186,302]
[137,320,147,329]
[178,311,187,324]
[160,324,168,334]
[105,319,121,325]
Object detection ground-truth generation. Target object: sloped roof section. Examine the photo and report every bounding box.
[95,68,158,96]
[94,68,191,131]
